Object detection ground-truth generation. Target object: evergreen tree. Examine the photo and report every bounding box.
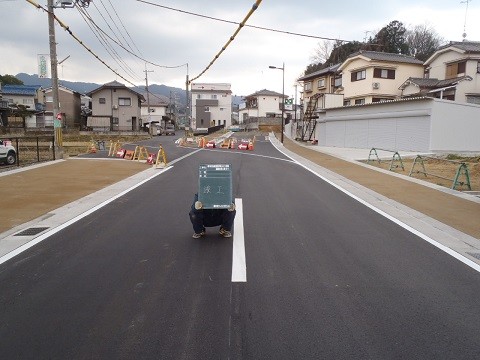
[0,74,23,85]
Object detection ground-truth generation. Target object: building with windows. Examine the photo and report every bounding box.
[0,85,44,128]
[86,80,144,131]
[338,51,424,105]
[44,85,81,129]
[238,89,288,122]
[297,64,344,110]
[190,83,232,130]
[400,41,480,104]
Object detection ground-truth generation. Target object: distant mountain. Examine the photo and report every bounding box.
[14,73,244,107]
[15,73,187,105]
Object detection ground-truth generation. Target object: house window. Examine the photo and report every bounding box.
[477,61,480,74]
[351,70,366,82]
[197,94,201,99]
[211,94,217,99]
[46,96,53,103]
[343,100,351,106]
[317,78,325,88]
[205,106,210,111]
[118,98,131,106]
[201,119,204,125]
[304,82,312,91]
[99,97,106,104]
[446,60,466,79]
[354,98,365,105]
[112,117,119,124]
[374,68,395,79]
[220,108,224,111]
[332,75,342,88]
[23,98,33,105]
[466,95,480,105]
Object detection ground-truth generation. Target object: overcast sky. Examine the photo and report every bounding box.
[1,0,479,97]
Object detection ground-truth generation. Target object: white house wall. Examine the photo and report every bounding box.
[430,100,480,153]
[306,98,480,153]
[315,100,432,151]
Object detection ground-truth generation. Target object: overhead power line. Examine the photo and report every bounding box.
[189,0,263,83]
[25,0,138,87]
[135,0,351,43]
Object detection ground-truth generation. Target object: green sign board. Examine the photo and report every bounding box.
[198,164,232,209]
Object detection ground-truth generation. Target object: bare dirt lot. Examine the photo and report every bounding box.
[363,155,480,191]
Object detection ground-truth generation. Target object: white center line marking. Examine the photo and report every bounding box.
[231,198,246,282]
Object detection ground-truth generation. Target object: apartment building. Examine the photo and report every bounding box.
[190,83,232,130]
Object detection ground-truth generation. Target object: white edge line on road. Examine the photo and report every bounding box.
[232,198,246,282]
[271,139,480,274]
[0,166,174,266]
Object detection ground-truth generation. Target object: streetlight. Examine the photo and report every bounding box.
[269,62,285,143]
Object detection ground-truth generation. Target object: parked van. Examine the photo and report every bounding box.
[165,124,175,135]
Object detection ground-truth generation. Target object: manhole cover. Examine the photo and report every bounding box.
[14,227,50,236]
[467,252,480,260]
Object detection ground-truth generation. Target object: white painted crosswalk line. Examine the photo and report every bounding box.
[231,198,246,282]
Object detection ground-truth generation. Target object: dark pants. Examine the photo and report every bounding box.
[189,208,236,234]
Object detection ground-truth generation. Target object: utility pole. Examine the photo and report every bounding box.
[144,64,153,126]
[47,0,61,157]
[46,0,91,156]
[185,63,189,130]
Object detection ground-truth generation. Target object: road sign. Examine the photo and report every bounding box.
[198,164,232,209]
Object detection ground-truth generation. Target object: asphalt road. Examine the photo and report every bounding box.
[1,135,480,359]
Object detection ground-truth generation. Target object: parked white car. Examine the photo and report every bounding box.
[0,140,16,165]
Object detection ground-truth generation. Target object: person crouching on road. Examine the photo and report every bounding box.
[189,193,236,238]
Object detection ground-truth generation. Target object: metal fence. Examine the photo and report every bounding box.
[0,135,56,170]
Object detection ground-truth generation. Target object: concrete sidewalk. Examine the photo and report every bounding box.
[0,135,479,268]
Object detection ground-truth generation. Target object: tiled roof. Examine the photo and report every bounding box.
[1,85,42,96]
[399,76,472,90]
[141,93,169,106]
[244,89,285,98]
[348,50,423,65]
[438,41,480,53]
[297,63,341,81]
[87,80,145,101]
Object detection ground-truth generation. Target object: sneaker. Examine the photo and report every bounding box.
[192,230,205,239]
[219,228,232,238]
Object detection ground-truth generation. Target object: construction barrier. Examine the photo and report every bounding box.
[124,150,135,160]
[133,146,149,162]
[108,140,121,157]
[116,149,126,158]
[221,138,232,148]
[86,139,97,153]
[153,146,168,168]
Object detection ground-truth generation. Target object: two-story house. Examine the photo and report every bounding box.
[1,85,45,128]
[297,64,344,110]
[190,83,232,130]
[238,89,288,123]
[141,93,169,125]
[399,41,480,104]
[44,85,81,129]
[338,51,424,105]
[86,80,145,131]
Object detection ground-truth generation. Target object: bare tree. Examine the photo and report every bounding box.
[310,40,335,65]
[406,24,445,62]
